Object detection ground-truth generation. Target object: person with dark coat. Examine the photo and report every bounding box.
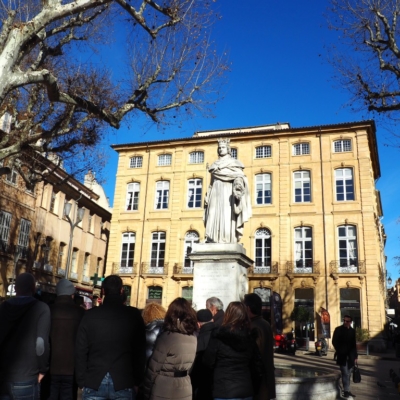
[48,279,85,400]
[332,315,358,399]
[190,309,216,400]
[244,293,276,400]
[75,275,146,400]
[203,301,260,400]
[142,302,166,364]
[143,298,197,400]
[0,273,50,400]
[206,297,224,327]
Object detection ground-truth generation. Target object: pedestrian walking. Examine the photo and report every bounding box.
[75,275,146,400]
[332,315,358,399]
[0,273,51,400]
[48,279,85,400]
[143,297,197,400]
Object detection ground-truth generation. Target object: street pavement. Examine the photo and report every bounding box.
[274,349,400,399]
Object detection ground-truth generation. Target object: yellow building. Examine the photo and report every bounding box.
[107,121,387,346]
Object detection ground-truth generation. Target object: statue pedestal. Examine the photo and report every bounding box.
[189,243,253,311]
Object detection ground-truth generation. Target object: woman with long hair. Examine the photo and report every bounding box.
[203,301,260,400]
[143,298,197,400]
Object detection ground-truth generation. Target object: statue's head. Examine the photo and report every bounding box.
[217,138,231,156]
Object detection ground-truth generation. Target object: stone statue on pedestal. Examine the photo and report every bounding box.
[204,139,252,243]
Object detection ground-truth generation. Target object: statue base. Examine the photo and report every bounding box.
[189,243,253,311]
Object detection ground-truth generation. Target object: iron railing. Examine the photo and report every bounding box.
[330,260,366,274]
[286,261,320,274]
[82,275,91,284]
[141,262,169,275]
[43,264,53,273]
[173,263,194,274]
[113,262,138,275]
[248,262,279,275]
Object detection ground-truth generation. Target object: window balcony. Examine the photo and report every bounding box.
[82,275,91,284]
[248,262,279,276]
[172,263,194,281]
[0,240,10,254]
[70,272,78,280]
[57,268,66,277]
[32,261,41,270]
[330,260,366,275]
[286,261,320,274]
[112,262,137,275]
[141,262,168,276]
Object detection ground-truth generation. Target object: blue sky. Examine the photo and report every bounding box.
[98,1,400,282]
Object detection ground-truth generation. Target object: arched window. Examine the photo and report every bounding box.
[255,145,272,158]
[335,168,354,201]
[338,225,358,271]
[294,227,313,271]
[184,231,199,270]
[340,288,361,328]
[293,143,310,155]
[189,151,204,164]
[254,228,271,270]
[126,182,140,211]
[187,179,202,208]
[120,232,135,272]
[256,173,272,204]
[155,181,169,209]
[294,171,311,203]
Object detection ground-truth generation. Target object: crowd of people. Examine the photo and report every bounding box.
[0,273,276,400]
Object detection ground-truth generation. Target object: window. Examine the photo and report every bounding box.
[121,232,135,268]
[293,143,310,155]
[151,231,166,267]
[18,219,31,249]
[189,151,204,164]
[49,190,56,213]
[255,145,272,159]
[126,183,140,211]
[41,238,51,265]
[155,181,169,209]
[338,225,358,269]
[71,249,78,274]
[129,156,143,168]
[335,168,354,201]
[254,228,271,269]
[184,231,199,268]
[294,227,313,271]
[294,171,311,203]
[158,154,172,166]
[187,179,202,208]
[231,148,238,159]
[0,211,12,247]
[182,286,193,304]
[83,253,90,277]
[88,214,93,233]
[334,140,352,153]
[6,168,17,185]
[256,174,272,205]
[57,243,65,270]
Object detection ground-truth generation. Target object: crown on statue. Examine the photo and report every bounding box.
[217,138,230,145]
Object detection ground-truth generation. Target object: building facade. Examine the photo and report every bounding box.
[0,165,111,307]
[107,121,387,344]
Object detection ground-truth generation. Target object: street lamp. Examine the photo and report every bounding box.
[64,202,85,279]
[388,276,393,286]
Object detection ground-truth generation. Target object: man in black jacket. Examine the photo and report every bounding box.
[206,297,224,327]
[49,279,85,400]
[75,275,146,400]
[332,315,358,399]
[0,273,50,400]
[190,309,216,400]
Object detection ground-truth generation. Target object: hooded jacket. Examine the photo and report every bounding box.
[0,297,50,382]
[203,326,256,399]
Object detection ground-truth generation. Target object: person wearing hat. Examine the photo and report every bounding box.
[190,309,216,400]
[49,279,85,400]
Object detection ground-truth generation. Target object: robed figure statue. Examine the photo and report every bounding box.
[204,139,252,243]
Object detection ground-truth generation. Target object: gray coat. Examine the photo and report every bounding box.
[143,331,197,400]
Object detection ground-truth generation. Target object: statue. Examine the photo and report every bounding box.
[204,139,252,243]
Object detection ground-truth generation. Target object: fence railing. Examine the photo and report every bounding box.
[113,262,138,275]
[248,262,279,275]
[173,263,194,274]
[141,262,169,275]
[286,261,320,274]
[330,260,366,274]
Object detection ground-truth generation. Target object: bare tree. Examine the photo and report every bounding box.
[328,0,400,137]
[0,0,225,181]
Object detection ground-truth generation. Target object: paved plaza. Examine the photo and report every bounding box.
[275,349,400,399]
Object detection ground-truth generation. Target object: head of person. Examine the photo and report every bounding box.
[15,273,36,297]
[243,293,262,317]
[142,302,167,325]
[206,296,223,316]
[101,275,123,297]
[217,139,231,156]
[163,297,197,335]
[56,279,75,297]
[343,315,352,328]
[196,309,213,328]
[222,301,251,331]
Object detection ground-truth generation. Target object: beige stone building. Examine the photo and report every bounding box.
[0,161,112,306]
[107,121,387,345]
